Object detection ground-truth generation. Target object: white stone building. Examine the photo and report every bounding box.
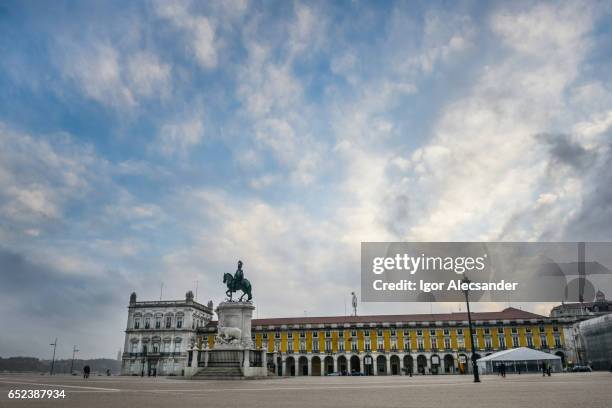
[121,291,213,376]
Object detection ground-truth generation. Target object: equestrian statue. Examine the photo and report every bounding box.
[223,260,253,301]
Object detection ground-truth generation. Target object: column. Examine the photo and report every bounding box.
[243,349,249,369]
[282,358,287,377]
[386,357,391,375]
[307,357,312,376]
[373,355,378,375]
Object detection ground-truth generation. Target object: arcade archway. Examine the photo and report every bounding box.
[286,356,296,376]
[311,356,321,376]
[350,355,361,374]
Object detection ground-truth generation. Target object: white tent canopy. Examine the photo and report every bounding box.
[477,347,562,374]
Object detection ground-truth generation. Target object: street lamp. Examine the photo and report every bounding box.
[70,345,79,375]
[461,275,480,383]
[49,338,58,376]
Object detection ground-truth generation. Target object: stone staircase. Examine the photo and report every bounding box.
[192,366,245,380]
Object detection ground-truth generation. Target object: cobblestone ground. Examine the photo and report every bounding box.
[1,372,610,408]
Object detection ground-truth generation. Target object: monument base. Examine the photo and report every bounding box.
[185,301,267,379]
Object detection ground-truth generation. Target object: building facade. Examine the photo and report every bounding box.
[121,291,213,376]
[198,307,568,376]
[549,291,611,366]
[573,313,612,370]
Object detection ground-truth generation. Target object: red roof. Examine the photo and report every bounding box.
[206,307,545,327]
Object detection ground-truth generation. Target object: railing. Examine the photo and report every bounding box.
[123,352,182,358]
[208,350,243,367]
[249,350,263,367]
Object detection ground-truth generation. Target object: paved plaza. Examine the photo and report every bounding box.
[0,372,610,408]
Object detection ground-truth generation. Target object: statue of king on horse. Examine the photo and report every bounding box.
[223,260,253,302]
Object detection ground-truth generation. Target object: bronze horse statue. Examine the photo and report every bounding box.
[223,272,252,301]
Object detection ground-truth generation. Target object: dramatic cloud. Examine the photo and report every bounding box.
[1,1,611,359]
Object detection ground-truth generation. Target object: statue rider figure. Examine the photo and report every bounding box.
[234,260,244,290]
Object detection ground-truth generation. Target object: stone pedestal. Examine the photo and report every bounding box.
[214,301,255,349]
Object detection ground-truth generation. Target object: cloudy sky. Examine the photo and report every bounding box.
[1,0,612,359]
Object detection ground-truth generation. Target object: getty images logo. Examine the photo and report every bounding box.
[372,253,488,275]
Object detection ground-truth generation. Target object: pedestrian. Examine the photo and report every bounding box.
[542,362,546,377]
[83,365,90,379]
[500,362,506,378]
[547,364,551,376]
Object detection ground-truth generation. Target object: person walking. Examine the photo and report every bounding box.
[83,365,90,379]
[500,362,506,378]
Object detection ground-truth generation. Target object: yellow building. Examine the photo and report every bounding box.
[198,307,566,376]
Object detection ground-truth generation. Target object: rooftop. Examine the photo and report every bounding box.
[204,307,546,328]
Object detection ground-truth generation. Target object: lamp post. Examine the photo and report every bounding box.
[49,338,58,376]
[461,275,480,383]
[70,345,79,375]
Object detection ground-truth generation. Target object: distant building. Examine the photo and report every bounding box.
[121,291,213,376]
[549,291,612,319]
